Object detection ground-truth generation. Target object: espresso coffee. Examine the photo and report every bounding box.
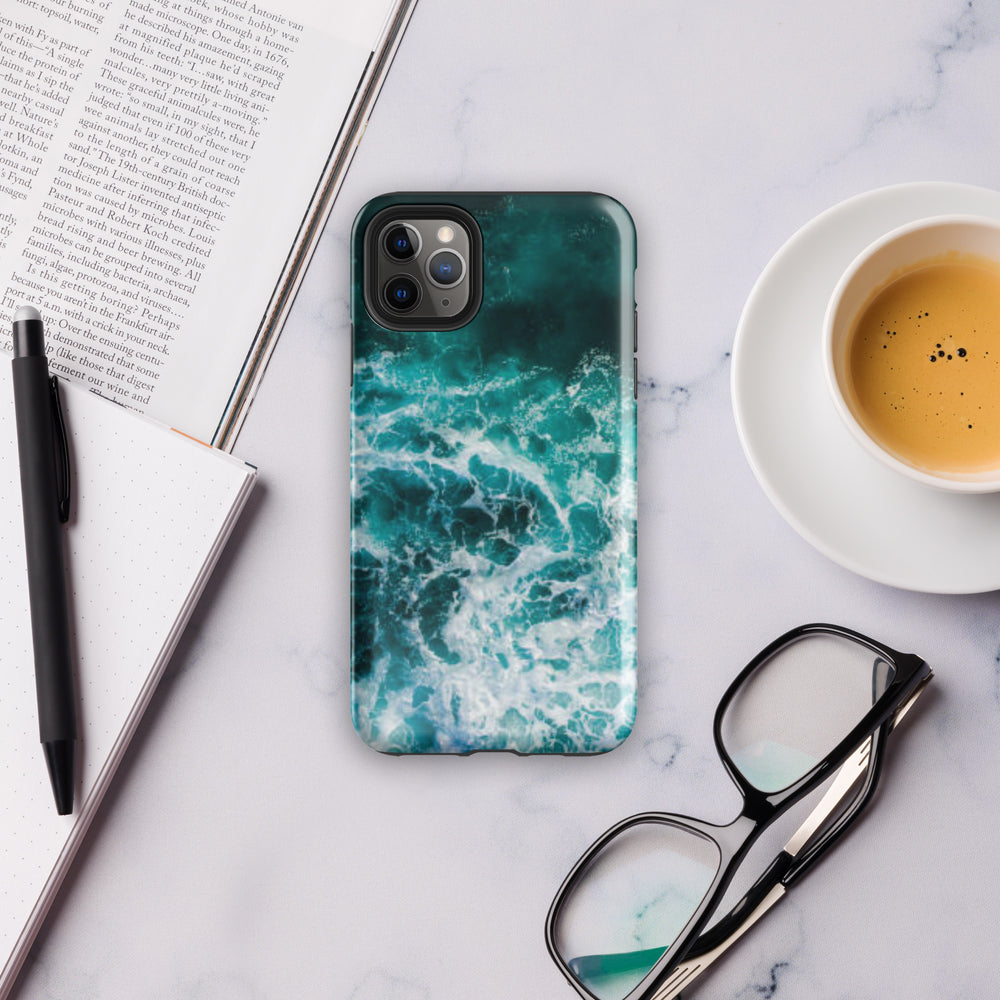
[846,254,1000,475]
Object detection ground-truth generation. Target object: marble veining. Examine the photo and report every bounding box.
[931,1,988,74]
[638,347,733,443]
[747,960,790,999]
[349,970,430,1000]
[854,2,994,155]
[638,379,691,437]
[642,733,685,771]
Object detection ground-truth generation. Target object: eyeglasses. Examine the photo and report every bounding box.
[545,623,932,1000]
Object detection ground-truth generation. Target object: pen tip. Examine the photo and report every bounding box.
[43,740,75,815]
[13,305,41,324]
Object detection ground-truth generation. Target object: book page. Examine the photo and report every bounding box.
[0,0,393,442]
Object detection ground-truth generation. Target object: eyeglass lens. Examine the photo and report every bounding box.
[719,633,895,793]
[552,821,721,1000]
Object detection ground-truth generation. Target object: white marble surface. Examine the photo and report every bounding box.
[13,0,1000,997]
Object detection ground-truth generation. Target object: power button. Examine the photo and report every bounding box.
[632,309,638,399]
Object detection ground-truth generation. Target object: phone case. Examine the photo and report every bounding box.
[351,193,637,754]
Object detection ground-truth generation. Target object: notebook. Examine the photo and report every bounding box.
[0,370,257,996]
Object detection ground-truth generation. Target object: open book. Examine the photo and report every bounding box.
[1,0,416,448]
[0,372,257,997]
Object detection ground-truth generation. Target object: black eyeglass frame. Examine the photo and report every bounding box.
[545,623,933,1000]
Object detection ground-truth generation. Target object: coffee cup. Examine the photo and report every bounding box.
[824,215,1000,493]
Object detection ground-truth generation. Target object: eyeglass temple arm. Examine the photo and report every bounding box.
[786,669,932,884]
[681,674,929,971]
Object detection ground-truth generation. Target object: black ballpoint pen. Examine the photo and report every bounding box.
[11,306,77,815]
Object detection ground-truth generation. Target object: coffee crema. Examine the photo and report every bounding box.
[846,253,1000,475]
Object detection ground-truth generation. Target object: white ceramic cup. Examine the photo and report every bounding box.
[823,214,1000,493]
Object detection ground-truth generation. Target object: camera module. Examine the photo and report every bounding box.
[382,224,421,261]
[426,248,466,288]
[383,275,420,311]
[364,206,481,331]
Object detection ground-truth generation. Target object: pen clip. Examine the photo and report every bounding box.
[49,376,71,523]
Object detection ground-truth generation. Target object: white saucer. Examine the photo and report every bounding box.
[732,181,1000,593]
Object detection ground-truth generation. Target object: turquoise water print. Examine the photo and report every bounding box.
[351,194,637,753]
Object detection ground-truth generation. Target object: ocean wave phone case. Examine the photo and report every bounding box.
[351,193,637,753]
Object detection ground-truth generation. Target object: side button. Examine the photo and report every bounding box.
[633,357,637,400]
[350,323,354,387]
[633,308,638,354]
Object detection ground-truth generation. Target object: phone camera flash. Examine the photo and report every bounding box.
[437,225,455,244]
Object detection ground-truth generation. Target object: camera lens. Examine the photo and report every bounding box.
[383,275,420,311]
[426,249,466,287]
[383,224,420,261]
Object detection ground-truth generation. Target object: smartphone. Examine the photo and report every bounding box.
[350,193,637,754]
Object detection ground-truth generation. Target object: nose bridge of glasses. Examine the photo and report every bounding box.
[723,810,760,842]
[733,781,779,826]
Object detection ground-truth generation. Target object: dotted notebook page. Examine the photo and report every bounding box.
[0,371,255,990]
